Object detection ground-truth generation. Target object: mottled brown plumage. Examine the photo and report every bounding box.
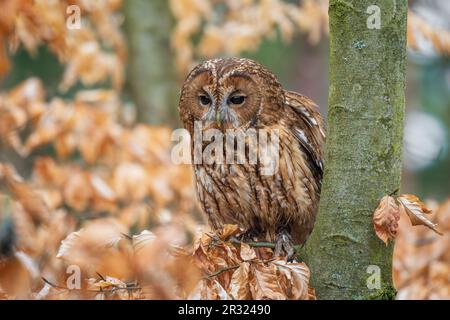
[179,58,325,257]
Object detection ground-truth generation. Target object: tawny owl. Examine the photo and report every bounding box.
[179,58,325,258]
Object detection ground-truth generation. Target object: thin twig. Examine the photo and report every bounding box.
[229,238,302,254]
[96,272,106,281]
[203,265,240,279]
[389,188,400,196]
[41,277,141,293]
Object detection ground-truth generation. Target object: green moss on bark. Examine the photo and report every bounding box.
[304,0,407,299]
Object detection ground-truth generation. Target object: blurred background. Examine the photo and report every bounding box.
[0,0,449,299]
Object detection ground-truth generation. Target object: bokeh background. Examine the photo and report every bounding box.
[0,0,449,299]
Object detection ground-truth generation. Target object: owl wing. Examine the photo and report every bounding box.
[283,90,325,184]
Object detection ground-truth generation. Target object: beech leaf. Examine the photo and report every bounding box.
[240,242,257,261]
[274,260,311,300]
[229,262,251,300]
[249,263,285,300]
[398,194,443,236]
[373,195,400,245]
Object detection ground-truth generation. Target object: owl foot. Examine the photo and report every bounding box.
[274,231,295,261]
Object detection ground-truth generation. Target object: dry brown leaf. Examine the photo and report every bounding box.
[132,230,156,252]
[56,230,82,260]
[55,218,129,276]
[249,263,286,300]
[113,162,149,201]
[373,195,400,245]
[90,174,116,202]
[2,164,49,224]
[398,194,443,236]
[274,260,311,300]
[240,242,257,261]
[308,287,317,300]
[0,40,10,78]
[189,278,231,300]
[87,276,139,300]
[62,170,92,212]
[218,224,241,240]
[228,262,251,300]
[0,254,33,299]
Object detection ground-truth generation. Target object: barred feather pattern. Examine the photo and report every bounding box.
[179,58,325,246]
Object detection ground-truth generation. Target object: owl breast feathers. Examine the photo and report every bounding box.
[179,58,325,253]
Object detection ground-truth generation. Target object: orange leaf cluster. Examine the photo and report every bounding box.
[0,0,125,90]
[394,199,450,299]
[0,77,201,299]
[1,1,449,301]
[0,79,196,217]
[169,0,328,73]
[408,11,450,56]
[169,1,450,75]
[373,194,442,245]
[189,225,315,300]
[0,76,316,300]
[372,194,449,299]
[0,162,201,299]
[48,223,200,300]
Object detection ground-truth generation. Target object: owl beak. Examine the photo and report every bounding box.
[215,111,222,127]
[215,97,229,127]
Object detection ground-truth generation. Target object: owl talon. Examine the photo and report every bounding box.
[274,231,296,261]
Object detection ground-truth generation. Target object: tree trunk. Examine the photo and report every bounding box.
[304,0,407,299]
[123,0,178,125]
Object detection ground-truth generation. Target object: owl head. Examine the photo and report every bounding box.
[179,58,284,133]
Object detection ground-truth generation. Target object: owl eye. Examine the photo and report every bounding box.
[228,95,246,105]
[198,94,211,107]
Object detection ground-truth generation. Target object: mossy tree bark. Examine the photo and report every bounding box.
[123,0,178,125]
[304,0,407,299]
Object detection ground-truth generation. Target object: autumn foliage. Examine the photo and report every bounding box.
[393,199,450,299]
[0,50,313,300]
[0,0,449,300]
